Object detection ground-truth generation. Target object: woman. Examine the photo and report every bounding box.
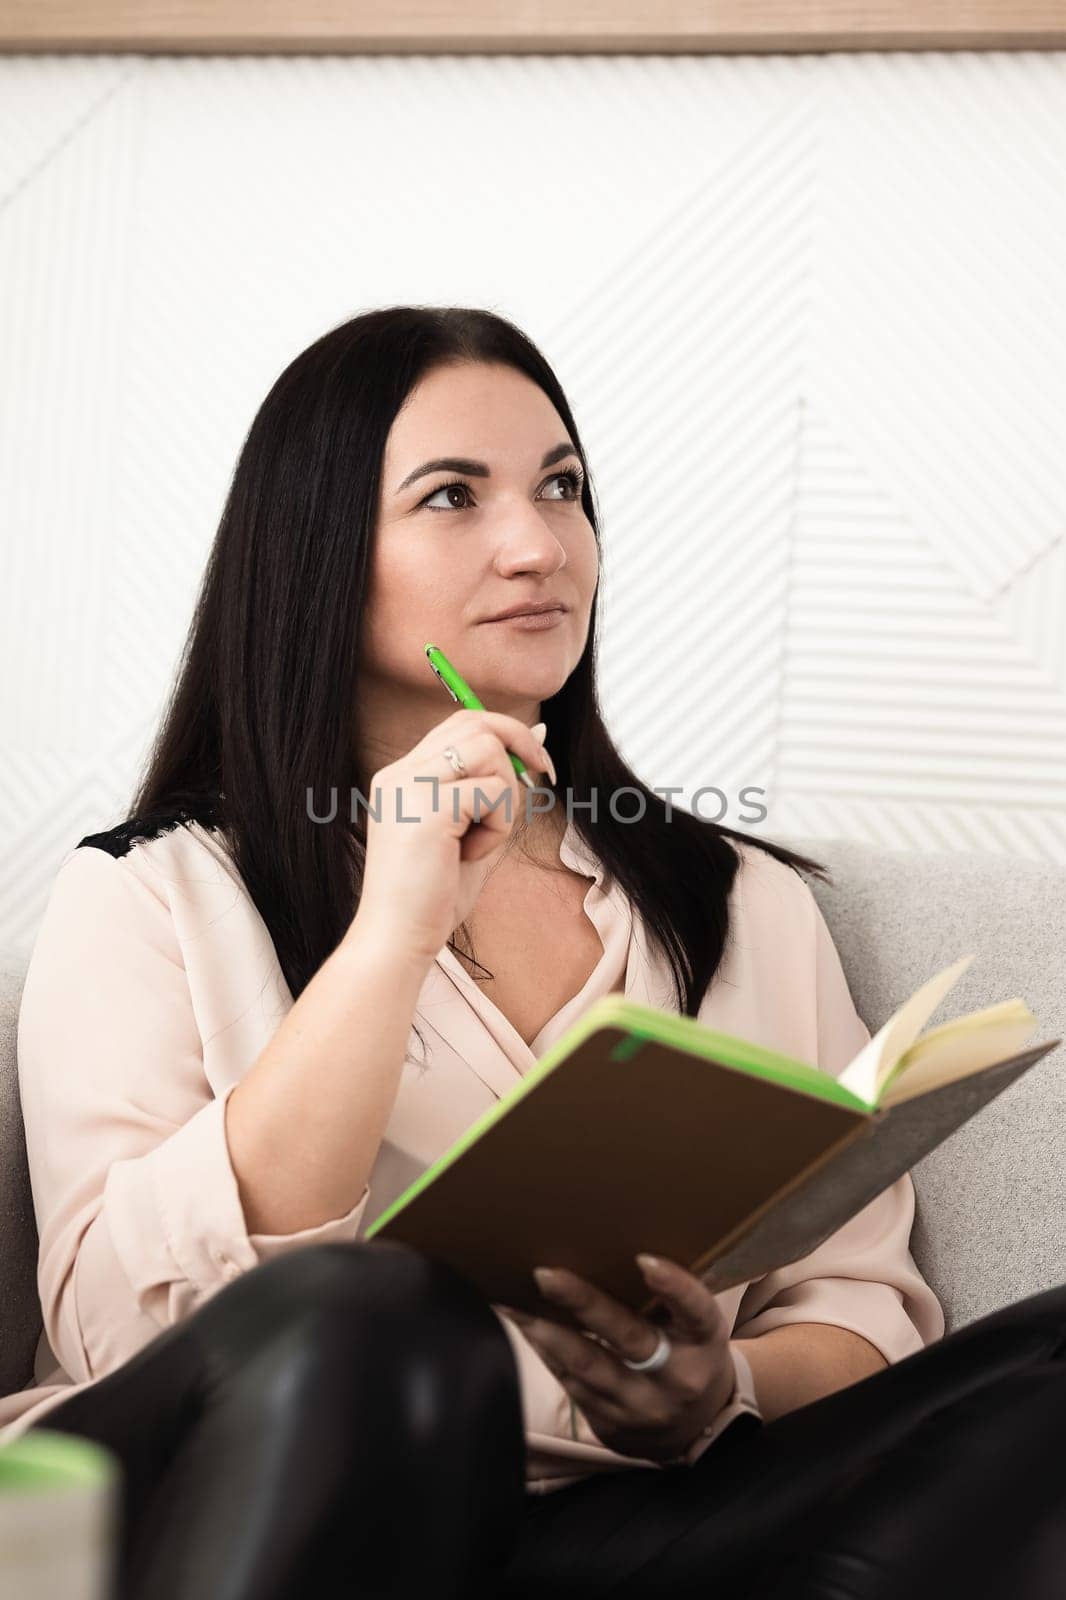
[3,306,1065,1598]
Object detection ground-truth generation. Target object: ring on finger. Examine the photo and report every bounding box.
[620,1327,673,1373]
[442,745,467,778]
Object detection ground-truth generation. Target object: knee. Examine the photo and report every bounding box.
[252,1239,496,1335]
[203,1244,524,1482]
[198,1241,520,1399]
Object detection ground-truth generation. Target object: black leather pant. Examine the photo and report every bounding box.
[37,1240,1066,1599]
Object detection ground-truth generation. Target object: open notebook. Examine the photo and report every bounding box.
[366,955,1061,1331]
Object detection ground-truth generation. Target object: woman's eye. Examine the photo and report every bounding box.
[423,482,475,511]
[420,470,583,513]
[542,470,583,501]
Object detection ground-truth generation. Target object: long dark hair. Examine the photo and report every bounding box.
[128,306,827,1050]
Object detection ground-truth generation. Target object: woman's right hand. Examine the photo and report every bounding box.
[353,709,554,965]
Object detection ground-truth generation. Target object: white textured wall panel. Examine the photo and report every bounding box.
[2,49,1065,955]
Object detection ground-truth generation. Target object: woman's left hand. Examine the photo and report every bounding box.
[496,1254,736,1464]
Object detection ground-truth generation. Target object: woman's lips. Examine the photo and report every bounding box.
[483,609,566,630]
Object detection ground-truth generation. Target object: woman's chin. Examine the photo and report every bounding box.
[470,641,572,689]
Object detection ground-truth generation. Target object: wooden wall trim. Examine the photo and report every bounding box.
[1,0,1064,55]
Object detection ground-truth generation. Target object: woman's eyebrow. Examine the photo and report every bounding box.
[395,441,582,494]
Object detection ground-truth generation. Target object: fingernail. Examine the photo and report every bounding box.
[636,1253,666,1280]
[533,1266,564,1293]
[498,1304,530,1323]
[529,723,557,785]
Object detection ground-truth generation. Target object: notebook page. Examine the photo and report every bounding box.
[836,953,975,1105]
[878,1000,1039,1106]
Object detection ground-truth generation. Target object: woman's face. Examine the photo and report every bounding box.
[359,360,599,730]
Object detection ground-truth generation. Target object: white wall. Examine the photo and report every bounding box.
[2,49,1065,954]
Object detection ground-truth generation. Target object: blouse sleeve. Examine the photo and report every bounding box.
[17,844,370,1385]
[731,878,945,1362]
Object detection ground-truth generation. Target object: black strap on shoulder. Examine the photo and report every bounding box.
[76,803,222,859]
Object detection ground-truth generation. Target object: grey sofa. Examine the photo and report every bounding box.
[1,835,1064,1403]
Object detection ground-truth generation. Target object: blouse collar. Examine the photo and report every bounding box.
[426,815,634,1088]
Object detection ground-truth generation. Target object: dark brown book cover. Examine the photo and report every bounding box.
[367,996,1060,1330]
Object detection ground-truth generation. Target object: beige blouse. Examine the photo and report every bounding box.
[0,816,944,1492]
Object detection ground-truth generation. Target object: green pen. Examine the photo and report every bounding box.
[424,643,537,790]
